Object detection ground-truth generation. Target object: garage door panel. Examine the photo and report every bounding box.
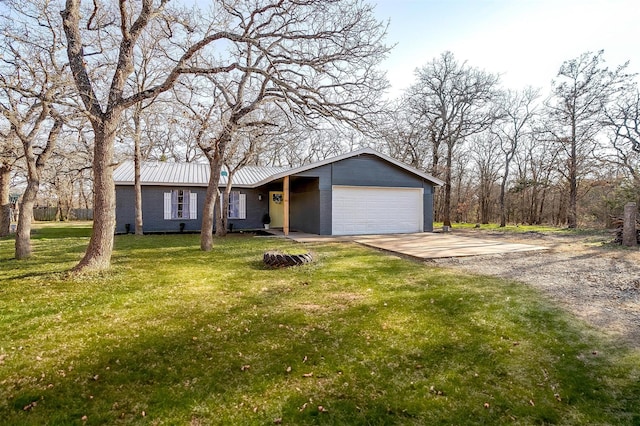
[332,186,422,235]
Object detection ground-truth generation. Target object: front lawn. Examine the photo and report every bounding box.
[1,225,638,424]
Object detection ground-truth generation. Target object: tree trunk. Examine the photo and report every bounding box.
[216,182,234,237]
[0,163,10,237]
[73,117,118,272]
[442,143,453,227]
[15,180,38,259]
[623,202,637,247]
[567,125,578,228]
[499,155,513,228]
[201,164,222,251]
[133,107,144,235]
[201,133,229,251]
[215,191,227,237]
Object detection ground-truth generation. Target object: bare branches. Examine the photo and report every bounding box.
[406,51,500,226]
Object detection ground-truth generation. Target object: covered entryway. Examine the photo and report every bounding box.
[332,186,423,235]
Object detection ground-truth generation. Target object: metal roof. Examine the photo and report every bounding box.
[113,148,444,188]
[113,161,289,187]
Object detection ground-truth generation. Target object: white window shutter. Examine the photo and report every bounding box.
[190,192,198,219]
[239,193,246,219]
[163,192,172,220]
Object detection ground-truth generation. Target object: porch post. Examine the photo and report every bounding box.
[283,175,290,236]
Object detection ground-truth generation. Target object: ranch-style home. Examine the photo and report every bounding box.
[113,148,444,236]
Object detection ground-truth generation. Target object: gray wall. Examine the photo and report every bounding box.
[290,178,320,234]
[291,154,435,235]
[115,154,438,235]
[331,155,425,188]
[116,185,268,233]
[423,184,434,232]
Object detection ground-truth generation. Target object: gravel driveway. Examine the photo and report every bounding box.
[433,230,640,349]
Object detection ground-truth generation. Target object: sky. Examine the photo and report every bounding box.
[373,0,640,98]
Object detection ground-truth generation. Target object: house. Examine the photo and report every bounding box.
[113,148,444,236]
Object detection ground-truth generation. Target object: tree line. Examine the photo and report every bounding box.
[377,50,638,230]
[1,0,638,273]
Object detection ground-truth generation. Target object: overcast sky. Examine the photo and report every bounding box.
[373,0,640,97]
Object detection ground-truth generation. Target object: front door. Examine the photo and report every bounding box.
[269,191,284,228]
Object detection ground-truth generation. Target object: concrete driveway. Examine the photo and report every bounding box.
[285,231,548,259]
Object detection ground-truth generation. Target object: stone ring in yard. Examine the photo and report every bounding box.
[263,250,313,267]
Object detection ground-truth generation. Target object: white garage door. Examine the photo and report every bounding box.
[332,186,423,235]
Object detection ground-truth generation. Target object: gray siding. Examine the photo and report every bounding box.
[290,178,320,234]
[331,155,425,188]
[227,188,268,230]
[423,184,434,232]
[293,165,332,234]
[116,185,267,233]
[290,154,435,235]
[116,153,438,235]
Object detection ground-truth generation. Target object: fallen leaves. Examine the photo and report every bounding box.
[23,401,37,411]
[429,385,444,396]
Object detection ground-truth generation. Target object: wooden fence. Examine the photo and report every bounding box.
[32,207,93,221]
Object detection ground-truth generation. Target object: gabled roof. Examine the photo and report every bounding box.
[253,147,444,187]
[113,161,289,187]
[113,148,444,188]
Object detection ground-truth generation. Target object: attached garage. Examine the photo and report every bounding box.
[332,185,424,235]
[115,148,443,235]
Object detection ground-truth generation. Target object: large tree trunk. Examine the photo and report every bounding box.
[201,134,229,251]
[73,118,118,272]
[0,163,11,237]
[15,180,38,259]
[201,165,222,251]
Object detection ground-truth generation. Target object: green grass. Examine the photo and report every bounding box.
[1,224,639,424]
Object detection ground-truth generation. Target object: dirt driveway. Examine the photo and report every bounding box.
[433,230,640,349]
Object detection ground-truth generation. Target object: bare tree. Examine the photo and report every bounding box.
[0,0,71,257]
[603,87,640,203]
[493,87,540,226]
[470,134,501,224]
[407,52,500,226]
[3,106,63,258]
[546,50,633,228]
[376,102,432,171]
[173,0,388,251]
[0,129,19,236]
[604,87,640,153]
[58,0,389,266]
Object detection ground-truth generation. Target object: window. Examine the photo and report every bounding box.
[164,190,197,220]
[227,191,246,219]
